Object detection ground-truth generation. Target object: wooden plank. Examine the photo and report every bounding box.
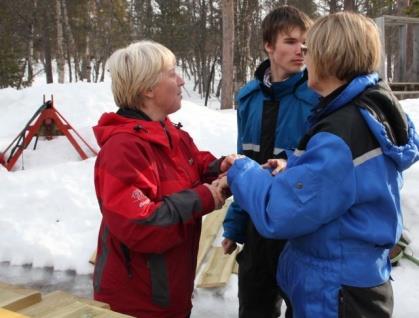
[393,90,419,94]
[197,246,238,288]
[0,308,30,318]
[0,282,41,311]
[375,16,386,80]
[196,202,229,272]
[89,250,97,265]
[19,290,109,317]
[389,82,419,86]
[232,259,239,275]
[393,91,419,100]
[31,301,133,318]
[389,83,419,91]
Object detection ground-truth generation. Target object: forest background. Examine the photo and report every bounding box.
[1,0,419,108]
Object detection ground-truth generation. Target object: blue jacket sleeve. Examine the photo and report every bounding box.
[227,132,356,239]
[222,200,247,244]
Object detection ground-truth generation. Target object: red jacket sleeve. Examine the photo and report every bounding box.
[94,134,215,254]
[181,130,222,184]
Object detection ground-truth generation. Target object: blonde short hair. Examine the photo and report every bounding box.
[107,41,176,109]
[306,12,381,81]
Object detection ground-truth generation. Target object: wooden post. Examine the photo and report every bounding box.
[413,25,419,81]
[398,24,407,82]
[221,0,234,109]
[375,16,387,81]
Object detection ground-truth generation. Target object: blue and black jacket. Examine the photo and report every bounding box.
[227,73,419,317]
[223,60,318,243]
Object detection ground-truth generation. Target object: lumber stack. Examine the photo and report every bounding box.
[0,282,133,317]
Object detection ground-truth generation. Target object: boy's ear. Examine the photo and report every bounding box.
[264,42,274,55]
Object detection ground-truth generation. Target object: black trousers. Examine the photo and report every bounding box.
[339,280,393,318]
[237,221,291,318]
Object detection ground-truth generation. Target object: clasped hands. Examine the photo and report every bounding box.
[215,156,288,255]
[204,155,287,212]
[203,154,243,210]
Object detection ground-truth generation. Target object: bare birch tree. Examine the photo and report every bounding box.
[221,0,234,109]
[56,0,65,83]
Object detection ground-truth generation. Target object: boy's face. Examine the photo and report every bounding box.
[264,27,306,79]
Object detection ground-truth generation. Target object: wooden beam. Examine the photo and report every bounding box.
[383,15,419,26]
[197,247,238,288]
[0,308,30,318]
[0,282,41,312]
[19,290,109,317]
[89,250,97,265]
[375,16,387,81]
[196,202,229,272]
[232,259,239,275]
[24,301,133,318]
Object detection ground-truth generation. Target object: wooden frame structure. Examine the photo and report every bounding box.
[375,15,419,82]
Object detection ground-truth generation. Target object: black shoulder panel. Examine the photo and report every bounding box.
[298,104,378,160]
[297,81,408,159]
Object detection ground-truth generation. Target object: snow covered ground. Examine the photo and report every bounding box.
[0,78,418,317]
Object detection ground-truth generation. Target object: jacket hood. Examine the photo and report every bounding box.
[356,81,419,171]
[309,73,419,171]
[93,112,179,148]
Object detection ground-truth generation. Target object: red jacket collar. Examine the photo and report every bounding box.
[93,112,180,148]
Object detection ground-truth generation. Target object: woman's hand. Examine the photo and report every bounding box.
[204,183,226,210]
[262,159,287,176]
[211,176,231,200]
[219,154,245,175]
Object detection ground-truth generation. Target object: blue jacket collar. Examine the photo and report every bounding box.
[251,59,307,100]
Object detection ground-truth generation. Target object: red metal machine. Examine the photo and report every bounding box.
[0,96,97,171]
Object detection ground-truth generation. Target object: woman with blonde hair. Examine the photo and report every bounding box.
[220,12,419,317]
[92,40,231,317]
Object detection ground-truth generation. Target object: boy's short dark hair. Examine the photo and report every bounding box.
[262,5,312,45]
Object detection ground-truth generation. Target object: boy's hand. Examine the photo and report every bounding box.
[262,158,287,175]
[222,238,238,254]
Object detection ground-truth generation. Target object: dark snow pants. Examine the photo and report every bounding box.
[236,221,291,318]
[338,280,393,317]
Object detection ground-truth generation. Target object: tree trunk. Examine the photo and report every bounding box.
[81,34,91,82]
[344,0,355,11]
[42,8,53,83]
[221,0,234,109]
[56,0,65,83]
[329,0,338,13]
[62,0,77,82]
[27,19,35,85]
[235,0,258,89]
[100,61,106,82]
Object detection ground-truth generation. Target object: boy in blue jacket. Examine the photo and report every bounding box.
[221,6,318,318]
